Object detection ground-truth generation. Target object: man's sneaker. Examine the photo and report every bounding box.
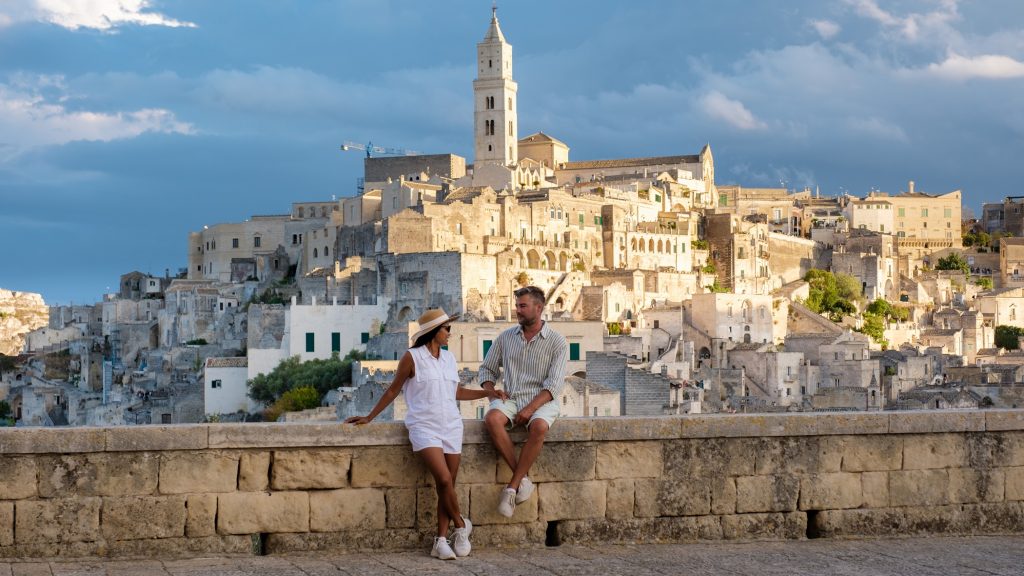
[497,487,517,517]
[451,516,472,557]
[431,536,456,560]
[516,476,535,504]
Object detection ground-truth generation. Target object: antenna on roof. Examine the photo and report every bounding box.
[492,1,497,18]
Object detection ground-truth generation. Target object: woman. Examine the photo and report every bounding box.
[345,308,506,560]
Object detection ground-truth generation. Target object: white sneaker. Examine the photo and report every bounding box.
[431,536,456,560]
[497,487,517,517]
[451,516,472,557]
[516,476,535,504]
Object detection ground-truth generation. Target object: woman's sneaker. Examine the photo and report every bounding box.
[497,487,517,517]
[451,516,472,557]
[431,536,456,560]
[516,476,535,504]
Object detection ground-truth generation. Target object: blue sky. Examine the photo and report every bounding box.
[1,0,1022,305]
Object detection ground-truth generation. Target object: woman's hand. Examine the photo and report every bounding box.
[345,416,372,425]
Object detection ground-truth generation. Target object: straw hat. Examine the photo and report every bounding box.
[410,308,460,343]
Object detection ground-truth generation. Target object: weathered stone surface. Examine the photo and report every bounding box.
[350,446,426,488]
[238,451,270,491]
[1007,466,1024,501]
[755,436,841,475]
[101,496,186,540]
[664,438,756,479]
[605,478,634,520]
[271,449,350,490]
[208,421,408,449]
[217,492,309,534]
[948,468,1004,504]
[559,516,722,544]
[427,443,495,485]
[459,521,548,548]
[264,529,422,553]
[538,481,606,521]
[903,434,968,470]
[799,473,863,510]
[862,471,889,508]
[735,475,799,513]
[106,426,207,452]
[996,433,1024,467]
[544,418,593,442]
[38,453,158,497]
[815,507,906,538]
[721,512,805,540]
[497,442,595,483]
[634,478,711,517]
[596,441,662,479]
[15,498,100,544]
[889,411,985,434]
[186,494,217,538]
[681,412,888,438]
[0,457,36,499]
[593,417,680,441]
[711,477,737,515]
[385,488,416,529]
[889,469,949,507]
[837,435,902,472]
[0,427,104,454]
[310,488,385,532]
[0,535,253,560]
[0,502,11,547]
[416,485,471,530]
[469,484,538,525]
[986,410,1024,432]
[159,452,238,494]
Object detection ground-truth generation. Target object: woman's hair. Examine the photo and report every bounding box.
[412,324,444,349]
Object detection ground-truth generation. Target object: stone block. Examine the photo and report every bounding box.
[799,473,863,510]
[903,434,968,469]
[755,436,841,475]
[186,494,217,537]
[271,449,351,490]
[350,446,427,488]
[15,498,100,544]
[106,425,208,451]
[263,529,423,554]
[310,488,385,532]
[634,478,711,517]
[862,471,889,508]
[0,457,36,499]
[605,478,634,520]
[593,417,680,441]
[544,418,593,442]
[159,452,239,494]
[497,442,595,483]
[452,521,547,548]
[0,502,11,547]
[711,477,736,515]
[433,443,495,485]
[1007,467,1024,501]
[385,488,416,529]
[416,484,471,531]
[468,484,537,525]
[663,438,756,479]
[735,475,799,513]
[948,468,1004,504]
[208,421,409,449]
[889,469,949,507]
[680,412,888,438]
[721,512,805,540]
[217,492,309,534]
[986,410,1024,432]
[596,441,662,479]
[889,411,985,434]
[996,433,1024,467]
[814,508,906,538]
[238,451,270,492]
[559,516,721,544]
[101,496,187,540]
[38,453,158,497]
[538,480,606,521]
[0,427,104,454]
[837,435,902,472]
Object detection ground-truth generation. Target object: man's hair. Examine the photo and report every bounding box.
[514,285,546,305]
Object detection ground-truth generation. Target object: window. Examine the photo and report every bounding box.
[477,406,485,419]
[570,343,580,361]
[254,236,261,248]
[313,248,318,258]
[922,208,929,217]
[944,208,952,218]
[331,332,341,353]
[456,223,463,235]
[719,193,728,207]
[579,213,585,225]
[563,396,568,405]
[305,332,315,352]
[162,414,171,424]
[211,379,222,389]
[899,208,905,217]
[509,121,513,136]
[509,97,513,110]
[483,339,493,358]
[231,238,239,248]
[361,332,370,344]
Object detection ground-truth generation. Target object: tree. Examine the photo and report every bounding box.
[995,325,1024,351]
[0,354,16,379]
[263,386,321,422]
[0,400,10,420]
[804,269,859,320]
[975,277,993,290]
[247,349,364,405]
[706,279,728,293]
[936,253,970,275]
[858,313,888,348]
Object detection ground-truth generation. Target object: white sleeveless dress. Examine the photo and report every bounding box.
[404,346,463,453]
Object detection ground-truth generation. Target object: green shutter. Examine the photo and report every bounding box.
[360,332,370,344]
[305,332,315,353]
[578,213,584,224]
[483,339,493,358]
[570,342,580,361]
[331,332,340,352]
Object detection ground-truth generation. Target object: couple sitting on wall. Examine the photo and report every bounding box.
[345,285,567,560]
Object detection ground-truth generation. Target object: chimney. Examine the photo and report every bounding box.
[908,180,915,194]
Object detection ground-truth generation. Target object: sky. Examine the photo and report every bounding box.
[1,0,1022,305]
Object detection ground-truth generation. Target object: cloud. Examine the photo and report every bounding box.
[845,0,960,44]
[810,19,841,40]
[926,52,1024,80]
[845,116,909,142]
[0,0,195,31]
[699,90,767,131]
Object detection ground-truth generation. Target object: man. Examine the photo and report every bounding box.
[478,285,568,517]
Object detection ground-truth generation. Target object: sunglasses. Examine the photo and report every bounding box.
[440,325,451,332]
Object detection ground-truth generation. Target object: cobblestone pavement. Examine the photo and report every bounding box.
[2,536,1022,576]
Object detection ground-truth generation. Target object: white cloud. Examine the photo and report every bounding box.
[810,19,841,40]
[0,0,195,31]
[699,90,767,131]
[845,0,960,44]
[927,52,1024,80]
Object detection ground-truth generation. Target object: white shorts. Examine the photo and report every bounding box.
[487,398,559,429]
[407,422,463,454]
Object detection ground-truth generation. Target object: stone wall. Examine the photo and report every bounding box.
[1,411,1024,559]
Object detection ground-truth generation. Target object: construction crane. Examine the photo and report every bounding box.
[340,141,421,158]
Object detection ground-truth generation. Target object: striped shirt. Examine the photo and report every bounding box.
[478,322,568,405]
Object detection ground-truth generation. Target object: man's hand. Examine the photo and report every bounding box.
[487,388,509,401]
[513,405,536,427]
[344,416,371,425]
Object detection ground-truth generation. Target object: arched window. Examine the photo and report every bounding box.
[313,248,318,258]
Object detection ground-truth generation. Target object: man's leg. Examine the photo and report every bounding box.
[508,418,548,490]
[484,408,518,472]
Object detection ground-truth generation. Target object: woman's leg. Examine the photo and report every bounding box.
[419,448,464,537]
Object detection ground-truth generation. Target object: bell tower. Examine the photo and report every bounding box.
[473,7,518,167]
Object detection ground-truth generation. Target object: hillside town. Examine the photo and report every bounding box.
[2,12,1023,428]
